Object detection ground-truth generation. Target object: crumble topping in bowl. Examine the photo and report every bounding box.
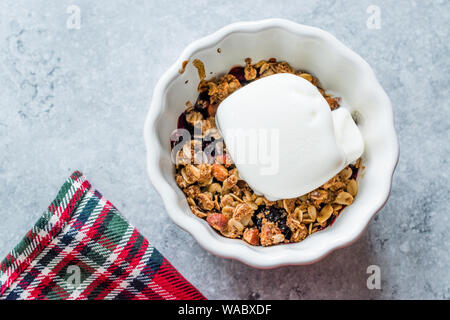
[170,58,362,246]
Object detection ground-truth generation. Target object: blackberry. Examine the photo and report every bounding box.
[252,205,291,239]
[252,206,266,231]
[176,111,194,135]
[265,206,286,223]
[228,66,247,84]
[278,219,292,240]
[349,164,359,180]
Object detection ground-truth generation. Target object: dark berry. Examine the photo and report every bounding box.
[349,164,359,180]
[228,66,246,83]
[176,111,194,135]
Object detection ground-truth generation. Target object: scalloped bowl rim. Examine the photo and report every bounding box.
[144,19,399,268]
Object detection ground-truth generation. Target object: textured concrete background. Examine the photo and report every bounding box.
[0,0,449,299]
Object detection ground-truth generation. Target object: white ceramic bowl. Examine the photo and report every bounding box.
[144,19,399,268]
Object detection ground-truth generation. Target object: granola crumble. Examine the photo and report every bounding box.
[171,58,361,246]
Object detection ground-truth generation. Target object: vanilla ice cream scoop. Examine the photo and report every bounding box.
[215,73,364,200]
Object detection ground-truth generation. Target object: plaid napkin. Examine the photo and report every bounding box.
[0,171,205,300]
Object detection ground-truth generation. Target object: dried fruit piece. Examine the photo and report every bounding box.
[212,163,229,181]
[243,228,260,246]
[207,213,229,232]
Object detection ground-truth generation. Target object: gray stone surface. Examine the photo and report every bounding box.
[0,0,449,299]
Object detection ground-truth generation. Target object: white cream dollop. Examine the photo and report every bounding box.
[215,73,364,201]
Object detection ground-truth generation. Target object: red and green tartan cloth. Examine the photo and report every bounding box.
[0,171,205,300]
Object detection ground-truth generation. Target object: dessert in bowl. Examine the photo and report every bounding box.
[144,19,399,268]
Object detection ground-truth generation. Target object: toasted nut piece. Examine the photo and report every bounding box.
[220,194,235,207]
[325,97,341,110]
[317,205,333,224]
[228,193,243,203]
[190,206,207,218]
[223,174,238,189]
[260,220,284,246]
[334,191,354,205]
[221,206,235,218]
[212,163,228,182]
[207,104,218,117]
[197,163,212,183]
[196,193,214,211]
[215,154,233,167]
[273,234,285,244]
[339,167,353,180]
[187,197,196,207]
[346,179,358,197]
[307,205,317,221]
[181,164,201,184]
[294,207,303,223]
[228,218,244,233]
[290,224,308,242]
[185,111,203,125]
[175,174,188,189]
[184,185,200,198]
[244,65,257,80]
[243,228,260,246]
[254,197,265,206]
[208,182,222,194]
[299,73,313,82]
[246,202,258,211]
[198,176,213,187]
[275,62,294,74]
[309,189,328,202]
[322,177,346,191]
[233,203,254,226]
[332,204,342,213]
[283,199,296,214]
[259,63,270,74]
[287,207,303,230]
[262,198,275,207]
[207,213,229,232]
